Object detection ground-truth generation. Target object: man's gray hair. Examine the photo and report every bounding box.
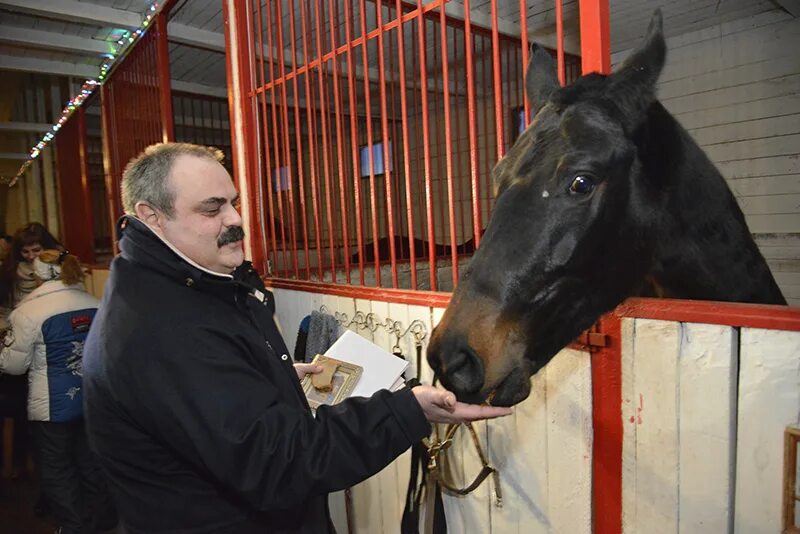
[121,142,225,217]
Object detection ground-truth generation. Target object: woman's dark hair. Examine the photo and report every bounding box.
[0,222,63,307]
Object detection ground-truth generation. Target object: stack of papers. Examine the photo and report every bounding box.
[324,330,409,397]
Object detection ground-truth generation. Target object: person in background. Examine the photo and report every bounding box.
[0,223,63,311]
[0,249,117,533]
[83,142,511,533]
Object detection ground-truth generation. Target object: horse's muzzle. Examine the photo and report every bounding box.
[427,335,485,398]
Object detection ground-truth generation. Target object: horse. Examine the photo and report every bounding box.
[426,9,786,408]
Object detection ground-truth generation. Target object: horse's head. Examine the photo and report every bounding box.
[428,10,669,406]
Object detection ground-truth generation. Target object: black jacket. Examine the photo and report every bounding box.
[83,217,430,533]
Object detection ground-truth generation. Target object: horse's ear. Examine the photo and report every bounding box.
[608,9,666,127]
[526,44,559,114]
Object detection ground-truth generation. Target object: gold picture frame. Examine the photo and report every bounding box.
[301,355,362,413]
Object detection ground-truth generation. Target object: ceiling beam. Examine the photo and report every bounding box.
[771,0,800,17]
[0,54,97,78]
[0,0,141,29]
[167,23,226,52]
[0,121,52,133]
[0,152,28,159]
[0,25,115,56]
[0,55,227,99]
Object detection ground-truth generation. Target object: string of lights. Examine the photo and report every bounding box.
[3,2,163,186]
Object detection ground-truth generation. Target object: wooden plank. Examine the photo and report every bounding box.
[729,174,800,198]
[738,193,800,216]
[744,213,800,234]
[623,319,681,533]
[689,114,800,148]
[734,328,800,532]
[662,75,800,116]
[545,348,593,533]
[703,134,800,164]
[717,155,800,181]
[487,354,550,533]
[621,318,637,533]
[678,324,737,533]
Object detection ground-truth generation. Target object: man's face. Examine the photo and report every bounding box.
[20,243,43,264]
[152,155,244,273]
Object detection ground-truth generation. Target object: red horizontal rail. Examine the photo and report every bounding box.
[265,278,452,308]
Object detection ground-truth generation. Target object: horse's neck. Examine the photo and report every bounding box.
[642,106,785,305]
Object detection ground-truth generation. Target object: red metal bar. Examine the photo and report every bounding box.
[463,0,482,248]
[417,0,437,292]
[440,4,458,286]
[481,35,491,225]
[617,298,800,331]
[299,0,324,281]
[288,0,311,279]
[519,0,530,125]
[360,0,381,287]
[453,25,467,250]
[344,0,366,286]
[315,0,338,282]
[222,0,265,270]
[395,0,417,290]
[490,0,505,160]
[275,0,300,278]
[155,13,174,142]
[579,0,611,75]
[411,19,427,271]
[376,0,399,288]
[265,278,452,308]
[253,0,279,275]
[591,312,623,534]
[329,0,352,284]
[556,0,566,86]
[432,19,446,264]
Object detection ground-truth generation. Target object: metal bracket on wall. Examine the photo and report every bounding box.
[319,305,428,349]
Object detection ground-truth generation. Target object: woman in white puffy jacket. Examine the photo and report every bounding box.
[0,249,116,533]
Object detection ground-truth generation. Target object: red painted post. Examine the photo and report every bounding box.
[222,0,266,272]
[579,0,611,75]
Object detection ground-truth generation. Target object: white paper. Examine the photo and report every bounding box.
[324,330,408,398]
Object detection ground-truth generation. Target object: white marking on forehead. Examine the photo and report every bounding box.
[542,190,550,198]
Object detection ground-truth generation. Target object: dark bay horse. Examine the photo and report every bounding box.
[427,10,786,407]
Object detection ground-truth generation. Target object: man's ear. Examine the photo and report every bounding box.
[134,202,163,231]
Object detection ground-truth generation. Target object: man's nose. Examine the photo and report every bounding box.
[225,204,243,227]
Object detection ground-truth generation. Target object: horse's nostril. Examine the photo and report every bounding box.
[442,346,484,394]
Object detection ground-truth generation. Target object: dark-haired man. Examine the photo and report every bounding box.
[83,142,510,533]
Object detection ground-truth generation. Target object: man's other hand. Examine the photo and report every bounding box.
[294,363,323,381]
[411,385,512,424]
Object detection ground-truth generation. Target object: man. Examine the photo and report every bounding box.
[83,143,510,533]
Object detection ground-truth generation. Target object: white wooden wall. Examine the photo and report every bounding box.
[621,318,800,534]
[612,10,800,306]
[273,287,593,534]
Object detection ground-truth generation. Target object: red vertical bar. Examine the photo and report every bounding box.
[453,24,466,252]
[315,0,338,282]
[439,5,458,286]
[275,0,300,278]
[252,2,277,273]
[592,313,623,534]
[329,0,352,284]
[411,20,426,271]
[490,0,505,161]
[376,0,399,288]
[76,108,96,263]
[265,2,290,276]
[299,0,324,281]
[417,0,436,291]
[481,36,491,226]
[556,0,566,86]
[387,17,404,263]
[395,0,417,290]
[463,0,482,248]
[577,1,617,533]
[222,0,265,271]
[360,0,381,287]
[519,0,530,124]
[431,19,445,265]
[579,0,611,74]
[343,0,365,286]
[155,13,174,142]
[288,0,311,279]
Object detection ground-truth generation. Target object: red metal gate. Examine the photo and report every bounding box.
[101,11,175,238]
[224,0,592,298]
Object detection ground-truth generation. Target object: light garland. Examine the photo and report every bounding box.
[3,2,162,187]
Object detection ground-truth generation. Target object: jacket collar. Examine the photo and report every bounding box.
[117,216,255,302]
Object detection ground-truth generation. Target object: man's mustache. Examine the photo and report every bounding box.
[218,226,245,247]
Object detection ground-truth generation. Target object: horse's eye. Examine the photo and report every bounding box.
[569,175,595,195]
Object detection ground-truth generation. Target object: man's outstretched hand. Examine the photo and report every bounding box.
[294,363,322,381]
[411,384,512,424]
